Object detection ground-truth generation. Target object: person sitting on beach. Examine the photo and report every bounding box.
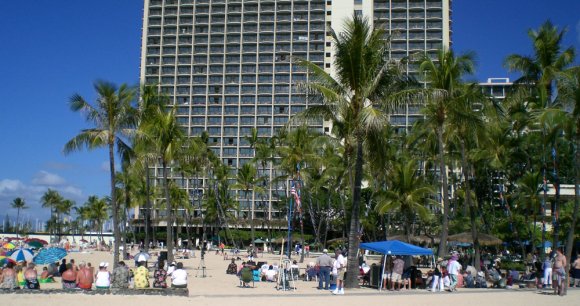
[62,264,77,289]
[262,265,277,282]
[58,259,67,276]
[111,261,130,289]
[0,262,18,289]
[226,259,238,275]
[40,267,55,283]
[133,261,150,289]
[15,265,25,288]
[167,261,176,276]
[23,263,40,290]
[171,262,187,288]
[76,262,94,290]
[95,262,111,289]
[47,261,59,277]
[153,261,168,288]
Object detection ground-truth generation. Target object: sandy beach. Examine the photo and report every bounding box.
[1,249,578,306]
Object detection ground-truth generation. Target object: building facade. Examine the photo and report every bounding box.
[137,0,452,228]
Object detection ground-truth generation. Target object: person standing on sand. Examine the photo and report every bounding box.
[76,262,93,290]
[553,248,567,296]
[572,254,580,287]
[332,249,347,295]
[316,249,333,290]
[447,254,461,292]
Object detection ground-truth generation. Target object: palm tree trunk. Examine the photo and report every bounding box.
[162,160,174,263]
[109,142,121,269]
[460,141,481,271]
[16,209,20,238]
[345,140,364,288]
[551,143,561,255]
[307,193,320,246]
[437,127,451,258]
[145,161,151,251]
[248,189,255,245]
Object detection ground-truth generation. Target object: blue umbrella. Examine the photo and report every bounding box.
[9,248,34,262]
[33,247,67,265]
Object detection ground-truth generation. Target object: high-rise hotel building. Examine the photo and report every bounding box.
[137,0,452,227]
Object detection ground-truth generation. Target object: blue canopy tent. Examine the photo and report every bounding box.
[360,240,433,291]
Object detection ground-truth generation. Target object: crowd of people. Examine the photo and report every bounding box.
[0,255,189,291]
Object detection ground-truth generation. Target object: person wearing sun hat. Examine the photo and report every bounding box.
[316,249,333,290]
[95,262,111,289]
[447,254,462,292]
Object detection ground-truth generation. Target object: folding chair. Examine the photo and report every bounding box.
[239,267,254,288]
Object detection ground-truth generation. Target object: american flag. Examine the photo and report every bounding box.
[290,182,301,212]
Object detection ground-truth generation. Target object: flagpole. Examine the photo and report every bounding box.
[287,181,294,260]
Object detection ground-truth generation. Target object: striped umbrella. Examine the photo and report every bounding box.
[33,247,67,265]
[0,255,15,266]
[9,248,34,262]
[3,242,16,250]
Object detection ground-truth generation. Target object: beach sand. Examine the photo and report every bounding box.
[2,248,578,306]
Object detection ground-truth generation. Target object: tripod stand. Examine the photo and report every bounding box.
[195,256,207,278]
[277,259,296,291]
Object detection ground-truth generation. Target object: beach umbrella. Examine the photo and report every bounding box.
[33,247,67,265]
[3,242,16,250]
[0,256,15,266]
[25,238,48,245]
[26,241,44,249]
[10,248,34,262]
[134,251,150,262]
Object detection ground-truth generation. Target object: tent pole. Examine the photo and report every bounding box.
[380,254,387,291]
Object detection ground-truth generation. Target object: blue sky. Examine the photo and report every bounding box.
[0,0,579,225]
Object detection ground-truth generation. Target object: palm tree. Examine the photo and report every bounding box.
[556,67,580,271]
[85,195,110,243]
[505,20,575,102]
[135,84,169,249]
[64,80,136,267]
[446,83,487,270]
[75,205,92,242]
[58,199,75,235]
[41,189,64,242]
[419,48,475,257]
[505,21,575,259]
[138,105,185,263]
[10,197,28,237]
[375,159,435,242]
[233,163,264,244]
[296,14,424,288]
[512,171,543,245]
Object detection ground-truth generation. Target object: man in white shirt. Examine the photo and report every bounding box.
[171,262,187,288]
[332,249,347,295]
[263,265,277,282]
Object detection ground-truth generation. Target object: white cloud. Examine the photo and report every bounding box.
[0,172,86,221]
[31,170,66,186]
[61,186,83,198]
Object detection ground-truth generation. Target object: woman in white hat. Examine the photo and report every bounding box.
[95,262,111,289]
